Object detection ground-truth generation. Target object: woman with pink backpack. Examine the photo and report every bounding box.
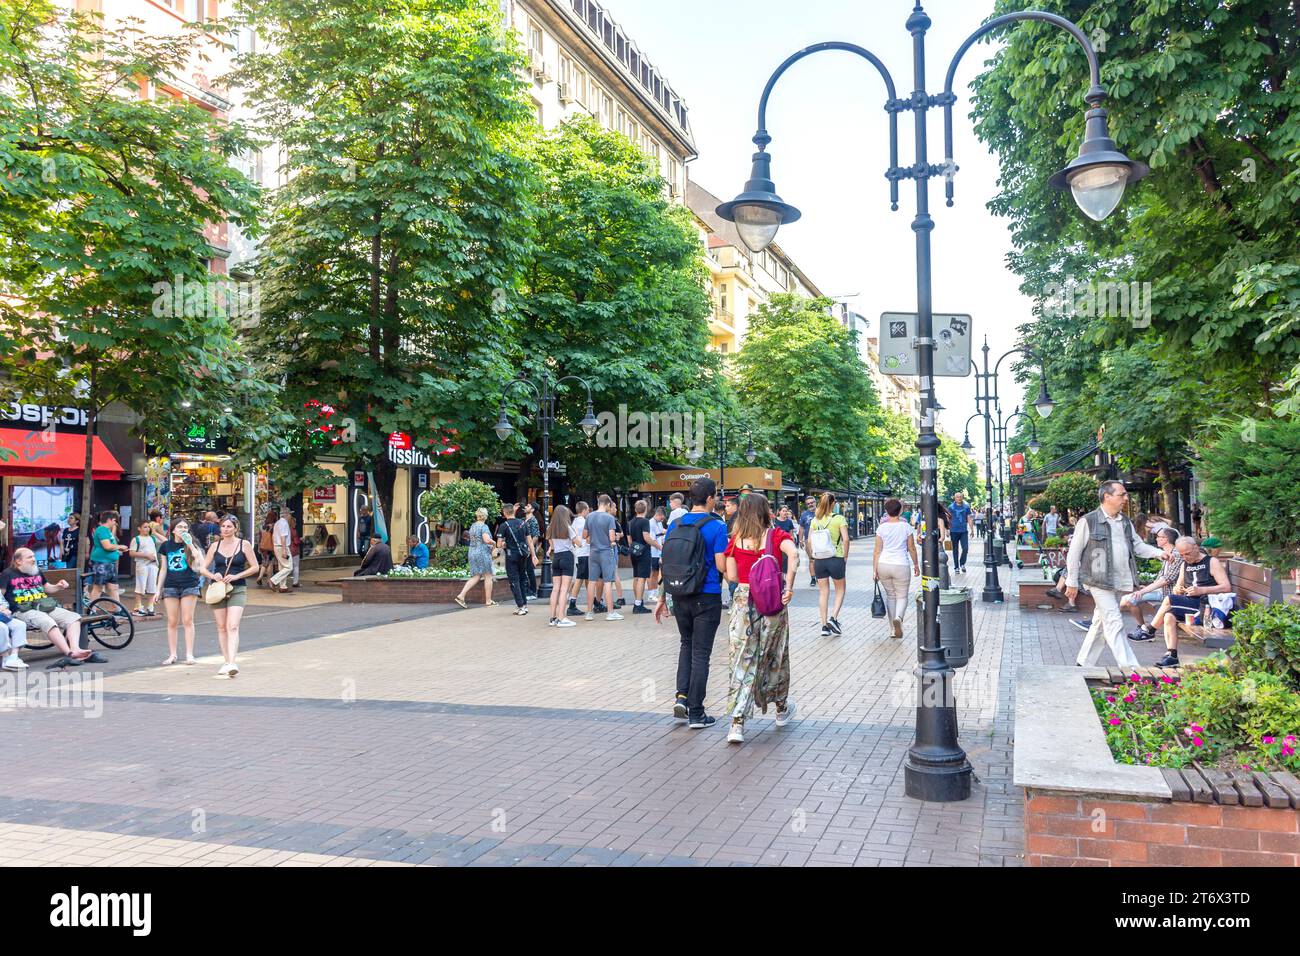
[722,494,801,744]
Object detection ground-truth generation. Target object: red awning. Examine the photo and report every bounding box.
[0,428,126,480]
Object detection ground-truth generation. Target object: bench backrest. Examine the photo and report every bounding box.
[42,568,79,610]
[1226,559,1280,606]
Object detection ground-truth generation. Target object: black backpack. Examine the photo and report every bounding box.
[660,514,719,597]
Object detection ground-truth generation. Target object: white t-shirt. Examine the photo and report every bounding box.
[649,518,666,558]
[1044,512,1059,536]
[877,519,914,566]
[572,515,589,558]
[273,517,292,551]
[131,533,157,567]
[668,507,687,526]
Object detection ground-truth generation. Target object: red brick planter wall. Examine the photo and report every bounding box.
[337,576,501,604]
[1024,791,1300,867]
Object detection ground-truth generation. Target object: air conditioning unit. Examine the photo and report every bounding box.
[528,49,550,82]
[557,82,573,104]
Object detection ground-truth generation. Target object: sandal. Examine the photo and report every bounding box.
[486,600,499,607]
[160,655,177,666]
[454,596,468,609]
[183,657,198,666]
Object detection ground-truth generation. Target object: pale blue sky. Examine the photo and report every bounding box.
[599,0,1073,469]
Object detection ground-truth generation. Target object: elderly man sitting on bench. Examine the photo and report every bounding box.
[1129,536,1233,669]
[0,549,91,664]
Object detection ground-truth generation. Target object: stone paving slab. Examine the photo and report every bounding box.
[0,539,1190,867]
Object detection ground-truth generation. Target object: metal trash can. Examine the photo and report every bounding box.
[992,536,1008,567]
[916,587,974,668]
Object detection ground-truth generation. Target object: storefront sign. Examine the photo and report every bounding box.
[388,444,436,469]
[637,466,782,493]
[1009,453,1026,477]
[1,402,89,432]
[312,486,337,502]
[179,424,229,455]
[388,432,412,450]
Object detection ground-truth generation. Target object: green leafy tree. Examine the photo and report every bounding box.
[1199,419,1300,572]
[418,478,501,533]
[937,432,982,507]
[863,408,919,498]
[972,0,1300,415]
[736,294,882,488]
[506,116,717,496]
[1043,471,1099,521]
[233,0,536,525]
[0,2,264,536]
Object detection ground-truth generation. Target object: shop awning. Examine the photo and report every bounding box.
[0,428,126,480]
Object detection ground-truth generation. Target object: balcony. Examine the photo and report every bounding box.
[710,307,736,340]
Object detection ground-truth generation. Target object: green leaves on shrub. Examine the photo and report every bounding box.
[1227,602,1300,691]
[419,479,501,535]
[1199,419,1300,572]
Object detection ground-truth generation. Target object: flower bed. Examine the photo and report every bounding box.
[382,565,503,580]
[1092,661,1299,773]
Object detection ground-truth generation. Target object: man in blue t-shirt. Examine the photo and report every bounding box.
[655,476,728,729]
[797,495,817,587]
[949,492,972,574]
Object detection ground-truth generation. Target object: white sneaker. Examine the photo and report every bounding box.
[775,701,797,728]
[216,662,232,677]
[727,720,744,744]
[556,618,577,628]
[227,662,239,677]
[605,611,624,621]
[2,654,28,670]
[584,611,595,621]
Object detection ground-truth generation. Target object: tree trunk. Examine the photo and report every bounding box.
[1156,458,1177,519]
[372,452,396,541]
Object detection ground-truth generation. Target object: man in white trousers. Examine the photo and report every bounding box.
[1065,480,1164,668]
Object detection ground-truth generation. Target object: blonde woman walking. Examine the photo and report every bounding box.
[723,494,800,744]
[546,505,578,627]
[873,498,919,638]
[809,493,849,637]
[454,508,498,609]
[199,515,259,677]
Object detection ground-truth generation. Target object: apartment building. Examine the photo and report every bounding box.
[506,0,696,200]
[865,335,923,427]
[687,181,823,358]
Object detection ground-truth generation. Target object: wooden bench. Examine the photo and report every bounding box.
[1017,567,1096,612]
[1177,558,1280,650]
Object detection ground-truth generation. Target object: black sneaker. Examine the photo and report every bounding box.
[594,601,608,613]
[82,652,108,664]
[1044,587,1065,600]
[632,604,652,614]
[567,601,579,616]
[687,714,716,730]
[1127,628,1155,642]
[1155,652,1180,667]
[615,598,626,608]
[828,617,842,635]
[673,696,688,721]
[820,625,832,637]
[1070,619,1091,632]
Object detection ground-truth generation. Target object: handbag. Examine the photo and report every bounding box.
[871,580,887,619]
[35,596,60,613]
[204,546,237,605]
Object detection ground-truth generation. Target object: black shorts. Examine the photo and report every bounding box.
[651,557,661,572]
[575,556,589,581]
[814,557,846,581]
[551,551,575,577]
[631,554,653,579]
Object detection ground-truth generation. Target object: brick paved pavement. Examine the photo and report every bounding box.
[0,539,1216,867]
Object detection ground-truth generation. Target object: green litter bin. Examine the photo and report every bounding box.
[916,587,974,668]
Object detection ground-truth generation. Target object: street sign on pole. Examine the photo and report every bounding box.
[878,312,973,377]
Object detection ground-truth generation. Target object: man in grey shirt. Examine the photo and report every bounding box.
[1065,480,1164,668]
[583,495,622,622]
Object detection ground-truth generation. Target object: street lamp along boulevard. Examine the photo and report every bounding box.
[494,373,600,599]
[716,5,1146,803]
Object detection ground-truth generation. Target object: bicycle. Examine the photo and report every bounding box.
[21,572,135,652]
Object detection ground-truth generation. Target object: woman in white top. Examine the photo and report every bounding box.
[873,498,920,639]
[128,521,160,618]
[546,505,577,628]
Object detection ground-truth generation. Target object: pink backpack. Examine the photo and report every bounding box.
[748,530,785,616]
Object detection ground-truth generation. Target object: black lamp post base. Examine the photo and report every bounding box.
[904,756,973,802]
[538,557,553,600]
[981,587,1004,603]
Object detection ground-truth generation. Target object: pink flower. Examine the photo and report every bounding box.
[1106,696,1116,703]
[1286,736,1297,745]
[1263,736,1276,745]
[1123,694,1136,704]
[1159,675,1174,684]
[1193,737,1205,747]
[1189,725,1203,733]
[1129,673,1141,682]
[1108,717,1122,726]
[1285,744,1296,757]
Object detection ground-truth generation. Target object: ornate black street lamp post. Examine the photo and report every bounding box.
[686,422,756,499]
[494,374,600,599]
[715,4,1144,802]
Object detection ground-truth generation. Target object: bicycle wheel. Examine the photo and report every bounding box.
[84,597,135,650]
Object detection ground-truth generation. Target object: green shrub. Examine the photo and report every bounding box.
[1042,472,1098,521]
[1168,660,1248,749]
[419,479,501,533]
[1043,535,1062,548]
[1199,418,1300,572]
[1027,494,1050,513]
[429,545,470,571]
[1227,602,1300,691]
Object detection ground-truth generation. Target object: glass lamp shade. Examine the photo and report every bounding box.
[493,415,514,441]
[1034,395,1055,419]
[579,404,600,438]
[960,435,973,451]
[732,203,783,253]
[686,445,702,464]
[745,444,757,464]
[1067,163,1129,221]
[1028,438,1042,453]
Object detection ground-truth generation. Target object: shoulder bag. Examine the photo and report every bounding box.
[204,546,237,605]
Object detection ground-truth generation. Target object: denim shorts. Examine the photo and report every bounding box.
[162,585,202,599]
[89,561,117,585]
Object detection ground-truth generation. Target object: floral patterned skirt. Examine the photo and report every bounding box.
[727,584,791,721]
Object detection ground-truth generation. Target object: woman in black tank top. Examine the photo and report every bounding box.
[201,516,259,679]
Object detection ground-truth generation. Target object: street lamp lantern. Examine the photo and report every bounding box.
[1048,92,1149,221]
[686,444,702,464]
[1028,436,1042,453]
[493,410,514,442]
[579,402,600,438]
[716,145,802,253]
[1034,379,1056,418]
[960,433,973,452]
[745,440,757,464]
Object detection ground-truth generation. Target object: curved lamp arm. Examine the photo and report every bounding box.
[942,11,1102,207]
[754,42,901,210]
[554,374,594,404]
